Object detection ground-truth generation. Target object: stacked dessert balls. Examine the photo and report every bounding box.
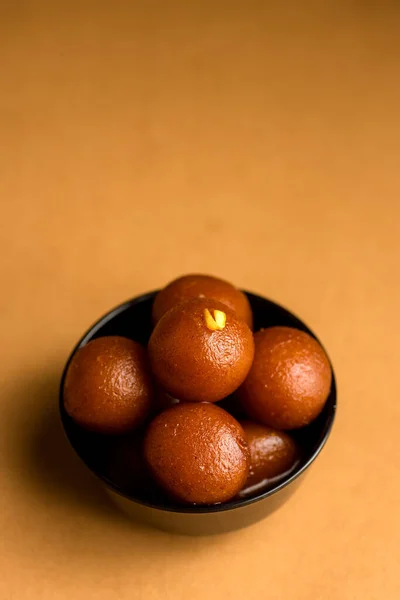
[63,274,332,505]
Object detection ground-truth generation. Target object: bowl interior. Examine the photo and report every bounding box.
[60,291,336,513]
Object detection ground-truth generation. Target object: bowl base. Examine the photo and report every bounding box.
[106,474,305,536]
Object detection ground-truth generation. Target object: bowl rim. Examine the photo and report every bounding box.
[59,290,337,514]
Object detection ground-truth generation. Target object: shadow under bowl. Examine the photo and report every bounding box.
[59,291,337,535]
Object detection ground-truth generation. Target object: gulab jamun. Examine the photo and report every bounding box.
[152,274,253,329]
[240,420,299,494]
[144,403,249,504]
[148,298,255,403]
[238,327,331,429]
[64,336,154,434]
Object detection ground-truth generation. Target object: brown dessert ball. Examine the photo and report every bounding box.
[144,403,249,505]
[152,274,253,329]
[240,420,299,491]
[238,327,332,429]
[148,298,255,403]
[64,336,154,434]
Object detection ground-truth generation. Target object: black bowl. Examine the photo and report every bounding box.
[59,291,336,535]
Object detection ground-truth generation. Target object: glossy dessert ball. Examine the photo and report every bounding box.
[64,336,154,434]
[148,298,255,403]
[144,403,249,504]
[152,274,253,329]
[238,327,331,429]
[240,421,299,493]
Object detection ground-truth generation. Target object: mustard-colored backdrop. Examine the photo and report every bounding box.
[1,2,399,599]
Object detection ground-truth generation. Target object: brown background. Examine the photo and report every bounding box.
[1,2,399,599]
